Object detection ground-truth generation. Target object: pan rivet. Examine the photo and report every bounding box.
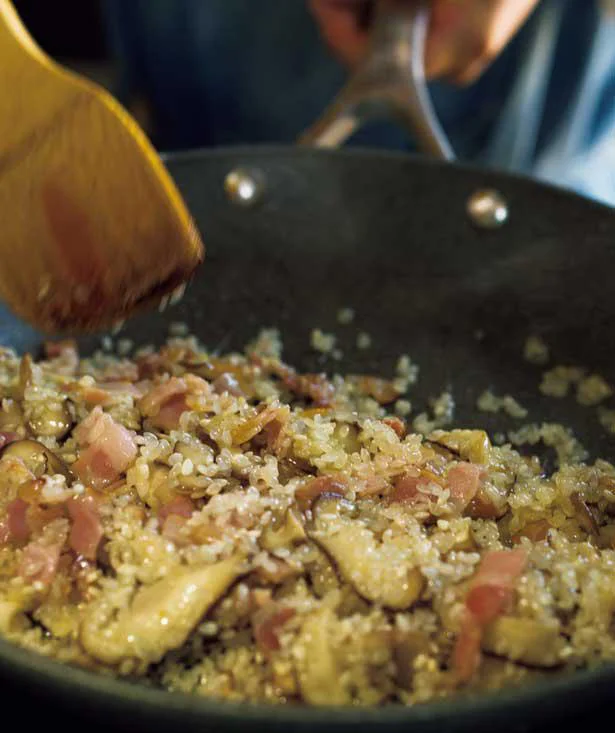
[467,189,508,229]
[224,169,263,206]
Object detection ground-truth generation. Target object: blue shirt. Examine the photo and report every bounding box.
[104,0,615,205]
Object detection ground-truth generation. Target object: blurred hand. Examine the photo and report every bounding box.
[309,0,541,84]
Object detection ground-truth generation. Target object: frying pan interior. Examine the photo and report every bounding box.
[1,146,615,730]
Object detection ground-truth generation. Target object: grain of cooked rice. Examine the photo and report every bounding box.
[395,399,412,417]
[524,336,550,365]
[337,308,355,325]
[477,391,528,419]
[310,329,336,354]
[540,366,585,398]
[117,339,133,357]
[396,355,419,385]
[598,408,615,434]
[169,322,190,337]
[576,374,613,406]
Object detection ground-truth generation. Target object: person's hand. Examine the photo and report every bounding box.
[309,0,540,84]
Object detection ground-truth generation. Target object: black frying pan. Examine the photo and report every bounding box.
[1,146,615,732]
[2,3,615,730]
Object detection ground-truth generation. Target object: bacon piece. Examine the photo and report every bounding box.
[158,496,195,523]
[19,542,62,586]
[252,604,295,655]
[160,514,191,546]
[139,377,194,431]
[383,417,406,439]
[452,611,482,683]
[452,549,528,681]
[66,496,103,561]
[79,385,113,406]
[154,394,189,431]
[139,377,186,416]
[72,407,137,489]
[6,498,30,544]
[295,475,347,512]
[355,376,401,405]
[465,549,527,624]
[447,462,483,512]
[389,471,435,505]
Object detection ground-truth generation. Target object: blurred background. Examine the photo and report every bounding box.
[10,0,615,205]
[13,0,110,77]
[12,0,138,122]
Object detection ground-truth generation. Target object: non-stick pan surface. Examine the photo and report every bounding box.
[1,147,615,731]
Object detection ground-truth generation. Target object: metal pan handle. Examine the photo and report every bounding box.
[299,0,455,160]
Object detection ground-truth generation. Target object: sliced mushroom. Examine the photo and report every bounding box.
[17,354,35,400]
[482,616,565,668]
[0,600,30,634]
[570,493,599,537]
[295,475,347,513]
[26,400,73,440]
[0,439,72,480]
[429,429,491,465]
[310,498,424,609]
[393,629,432,690]
[261,507,306,551]
[80,555,244,666]
[295,608,350,706]
[0,400,25,434]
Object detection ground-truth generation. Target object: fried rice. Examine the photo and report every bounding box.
[1,332,615,707]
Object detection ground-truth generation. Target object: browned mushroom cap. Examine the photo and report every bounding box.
[309,497,425,610]
[0,439,72,480]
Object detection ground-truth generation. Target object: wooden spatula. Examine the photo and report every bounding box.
[0,0,204,333]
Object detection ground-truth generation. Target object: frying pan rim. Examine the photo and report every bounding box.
[2,144,614,726]
[0,630,613,726]
[162,143,613,216]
